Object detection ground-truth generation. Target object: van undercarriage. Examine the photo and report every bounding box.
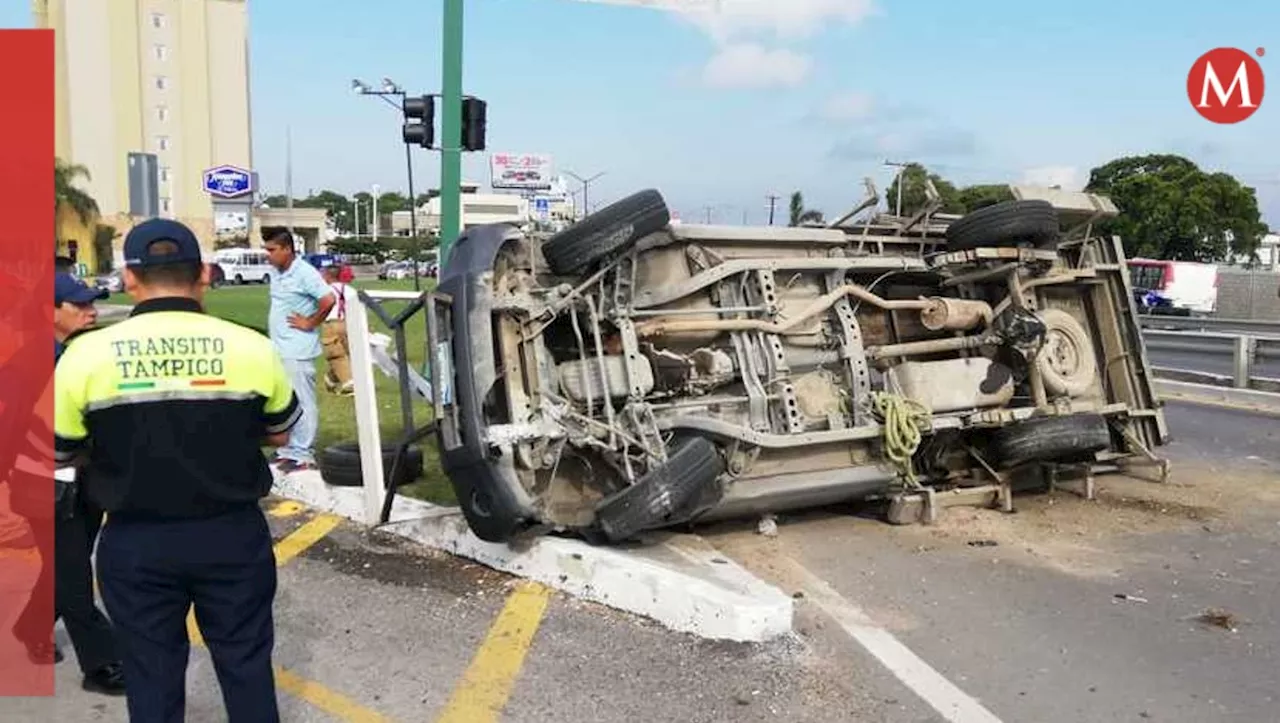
[432,185,1169,545]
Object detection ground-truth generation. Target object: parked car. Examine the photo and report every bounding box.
[431,187,1168,545]
[93,270,123,294]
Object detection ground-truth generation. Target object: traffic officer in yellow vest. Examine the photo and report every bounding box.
[54,218,302,722]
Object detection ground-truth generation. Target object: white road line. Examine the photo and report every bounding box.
[782,557,1005,723]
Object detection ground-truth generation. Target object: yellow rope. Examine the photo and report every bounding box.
[871,391,932,488]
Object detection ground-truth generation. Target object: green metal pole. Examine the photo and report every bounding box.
[439,0,464,264]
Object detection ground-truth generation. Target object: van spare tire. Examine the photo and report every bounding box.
[542,189,670,276]
[945,199,1060,252]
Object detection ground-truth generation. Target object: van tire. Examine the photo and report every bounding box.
[593,435,724,543]
[542,189,670,276]
[986,413,1111,469]
[1035,308,1098,398]
[945,200,1061,252]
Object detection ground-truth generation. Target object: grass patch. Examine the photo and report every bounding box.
[202,278,455,505]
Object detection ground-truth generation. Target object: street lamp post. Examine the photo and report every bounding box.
[353,77,422,290]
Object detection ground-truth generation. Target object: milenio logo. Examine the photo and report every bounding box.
[1187,47,1265,124]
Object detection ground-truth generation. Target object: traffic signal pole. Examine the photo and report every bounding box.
[439,0,464,264]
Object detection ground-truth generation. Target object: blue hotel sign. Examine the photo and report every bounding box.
[203,165,254,199]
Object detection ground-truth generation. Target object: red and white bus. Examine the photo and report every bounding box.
[1126,258,1219,315]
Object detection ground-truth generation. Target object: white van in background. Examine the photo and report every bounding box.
[213,248,272,285]
[1128,258,1219,315]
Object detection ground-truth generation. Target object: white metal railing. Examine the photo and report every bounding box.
[344,288,452,525]
[1142,328,1280,393]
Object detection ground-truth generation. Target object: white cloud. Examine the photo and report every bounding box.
[700,43,812,89]
[678,0,878,42]
[819,92,875,121]
[1021,166,1083,191]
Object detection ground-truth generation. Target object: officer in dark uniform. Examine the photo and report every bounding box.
[54,219,302,722]
[9,272,126,693]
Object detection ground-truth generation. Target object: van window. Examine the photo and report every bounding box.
[1129,264,1165,290]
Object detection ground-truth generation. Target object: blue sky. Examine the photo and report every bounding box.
[7,0,1278,226]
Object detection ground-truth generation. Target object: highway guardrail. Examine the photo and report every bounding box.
[1142,328,1280,394]
[1138,315,1280,337]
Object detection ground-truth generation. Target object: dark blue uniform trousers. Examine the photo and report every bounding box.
[96,505,279,723]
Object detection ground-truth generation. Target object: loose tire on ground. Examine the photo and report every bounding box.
[541,189,670,276]
[944,199,1061,252]
[593,435,724,543]
[986,413,1111,469]
[317,442,425,488]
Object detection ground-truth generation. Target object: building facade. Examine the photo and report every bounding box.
[36,0,252,268]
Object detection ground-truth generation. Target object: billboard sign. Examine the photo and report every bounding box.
[203,164,254,199]
[490,152,553,190]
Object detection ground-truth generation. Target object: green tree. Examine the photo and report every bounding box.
[327,236,390,262]
[55,157,99,228]
[91,223,118,274]
[788,191,824,226]
[955,184,1014,213]
[884,163,963,216]
[1085,154,1268,261]
[262,190,359,234]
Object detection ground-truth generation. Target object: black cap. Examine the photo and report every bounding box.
[123,218,203,268]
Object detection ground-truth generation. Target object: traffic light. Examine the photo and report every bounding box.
[402,95,434,149]
[462,97,486,152]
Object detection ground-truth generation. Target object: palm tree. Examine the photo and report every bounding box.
[788,191,824,226]
[55,157,99,227]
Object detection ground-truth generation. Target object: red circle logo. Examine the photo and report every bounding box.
[1187,48,1265,123]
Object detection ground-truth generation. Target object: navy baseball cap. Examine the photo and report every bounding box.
[123,218,203,267]
[54,272,108,305]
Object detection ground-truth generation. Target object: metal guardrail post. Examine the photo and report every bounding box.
[1232,335,1256,389]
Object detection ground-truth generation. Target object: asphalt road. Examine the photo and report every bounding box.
[3,401,1276,722]
[706,401,1280,723]
[1149,348,1280,380]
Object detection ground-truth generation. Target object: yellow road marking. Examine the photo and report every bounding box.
[273,513,343,566]
[434,581,553,723]
[268,499,307,518]
[275,666,395,723]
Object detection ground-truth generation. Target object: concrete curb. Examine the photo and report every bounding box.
[271,470,794,643]
[1155,379,1280,417]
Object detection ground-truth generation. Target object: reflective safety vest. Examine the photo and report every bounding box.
[53,297,301,520]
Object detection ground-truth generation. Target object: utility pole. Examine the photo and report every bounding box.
[371,183,380,243]
[766,194,779,225]
[285,126,295,236]
[703,206,714,224]
[439,0,464,264]
[566,170,605,221]
[884,160,909,217]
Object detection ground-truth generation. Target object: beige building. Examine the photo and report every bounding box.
[388,183,581,236]
[36,0,252,265]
